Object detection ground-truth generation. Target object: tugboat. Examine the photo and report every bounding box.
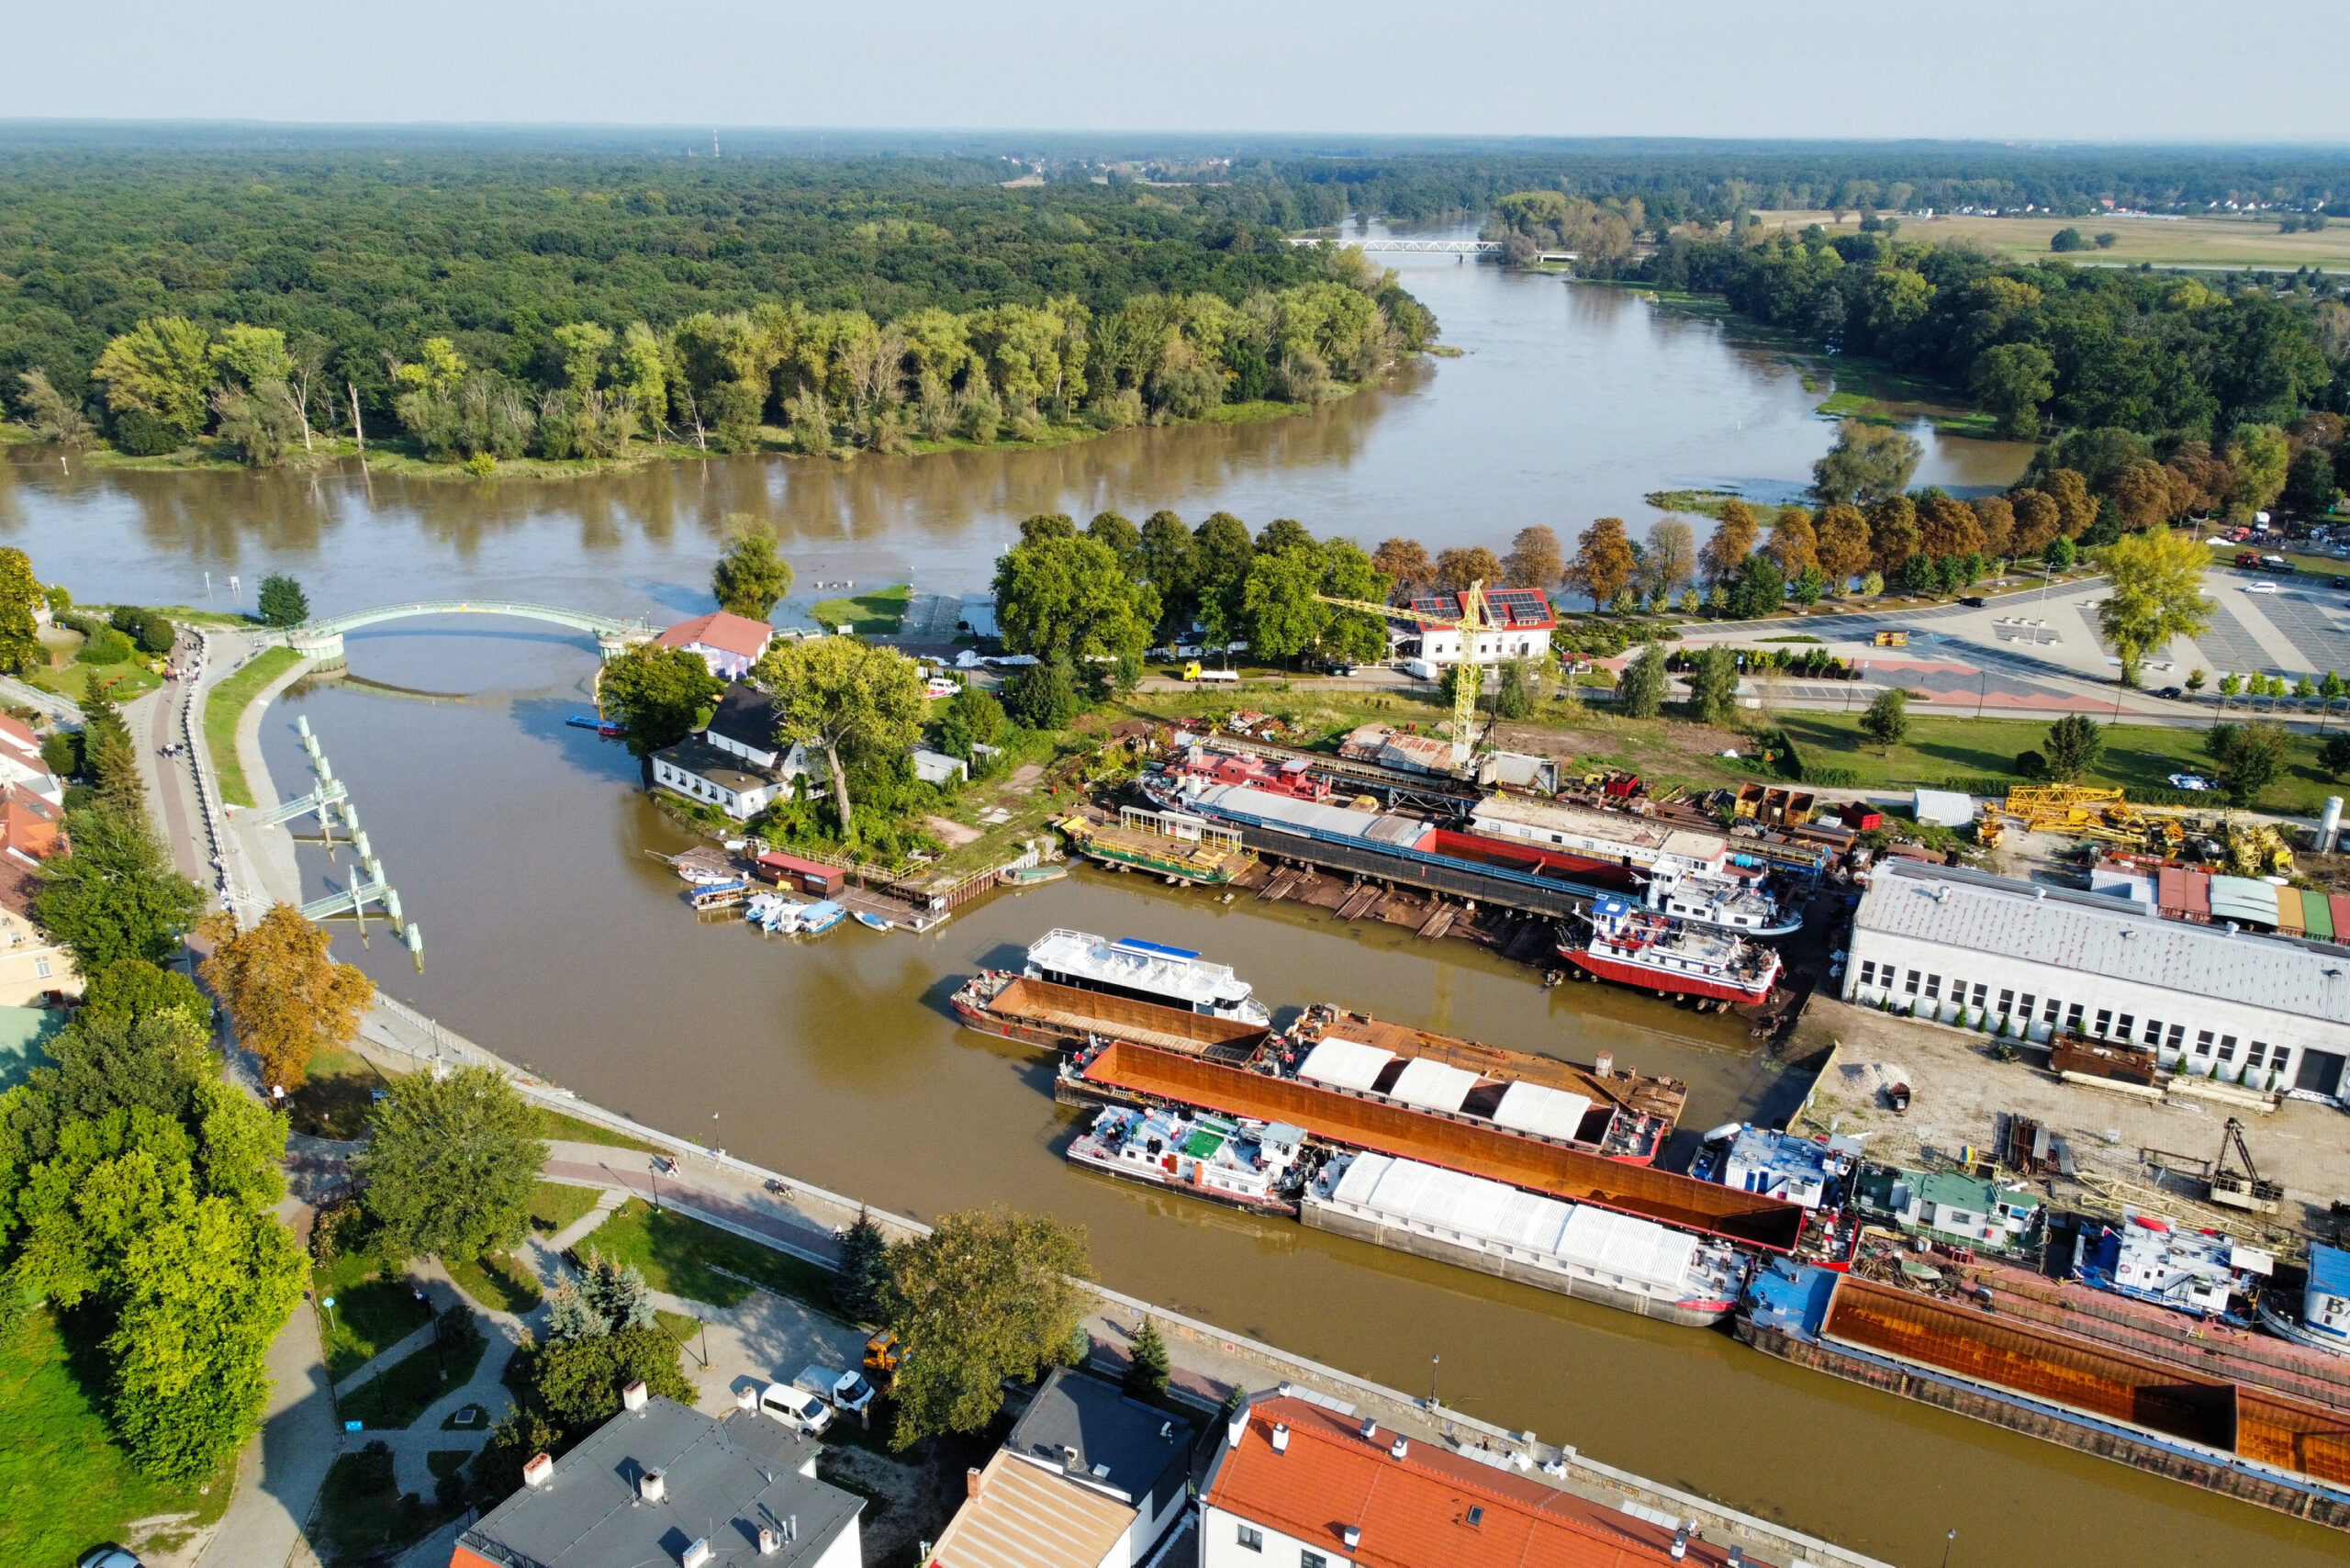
[1559,898,1781,1005]
[2259,1242,2350,1354]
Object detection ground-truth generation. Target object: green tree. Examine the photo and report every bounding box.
[755,636,929,837]
[1860,688,1909,752]
[1316,538,1393,664]
[93,317,215,436]
[1255,517,1314,556]
[1371,538,1432,600]
[526,1326,695,1430]
[2206,721,2288,806]
[1502,525,1564,589]
[2042,714,2106,782]
[1241,544,1329,666]
[598,643,724,758]
[1085,510,1141,567]
[255,574,309,628]
[355,1066,545,1263]
[1124,1316,1170,1404]
[883,1208,1091,1449]
[16,369,91,446]
[833,1208,890,1323]
[711,524,794,621]
[1136,511,1197,634]
[35,805,206,973]
[1970,343,2056,439]
[2285,445,2341,515]
[79,956,211,1036]
[1812,420,1921,506]
[2098,528,2213,687]
[1726,554,1786,620]
[1617,644,1667,719]
[2043,534,2076,571]
[1191,513,1258,647]
[1494,658,1536,720]
[0,547,44,673]
[1686,646,1741,724]
[993,535,1159,664]
[1004,659,1081,730]
[937,684,1007,760]
[2317,734,2350,779]
[2225,425,2292,516]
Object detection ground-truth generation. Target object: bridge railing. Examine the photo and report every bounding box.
[298,599,658,639]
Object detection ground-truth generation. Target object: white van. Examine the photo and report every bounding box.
[794,1363,877,1417]
[758,1381,834,1436]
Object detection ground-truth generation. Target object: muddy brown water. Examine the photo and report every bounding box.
[8,245,2332,1562]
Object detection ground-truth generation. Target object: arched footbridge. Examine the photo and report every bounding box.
[277,601,659,665]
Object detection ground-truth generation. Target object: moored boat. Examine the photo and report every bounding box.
[1024,928,1270,1026]
[1067,1104,1307,1215]
[854,910,891,931]
[1560,897,1780,1005]
[797,900,847,935]
[951,969,1270,1060]
[2260,1244,2350,1357]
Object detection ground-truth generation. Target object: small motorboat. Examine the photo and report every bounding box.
[745,893,810,933]
[566,713,624,737]
[854,911,891,932]
[798,901,847,935]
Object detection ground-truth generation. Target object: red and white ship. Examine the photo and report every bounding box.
[1561,896,1781,1005]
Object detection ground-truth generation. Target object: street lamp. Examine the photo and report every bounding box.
[1941,1528,1957,1568]
[1428,1354,1440,1407]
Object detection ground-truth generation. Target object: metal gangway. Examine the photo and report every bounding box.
[287,714,423,968]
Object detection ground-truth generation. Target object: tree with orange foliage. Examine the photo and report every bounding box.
[1697,500,1762,586]
[1566,517,1639,608]
[199,904,376,1092]
[1814,504,1872,586]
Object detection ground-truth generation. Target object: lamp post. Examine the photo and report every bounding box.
[1941,1528,1957,1568]
[1428,1354,1440,1408]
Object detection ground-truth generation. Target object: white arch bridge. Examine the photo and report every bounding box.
[277,600,659,665]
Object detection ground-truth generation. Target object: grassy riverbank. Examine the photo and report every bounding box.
[204,644,305,808]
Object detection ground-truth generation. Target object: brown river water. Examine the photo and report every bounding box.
[7,250,2335,1563]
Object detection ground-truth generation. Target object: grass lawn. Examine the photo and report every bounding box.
[27,644,162,704]
[316,1253,433,1382]
[529,1181,603,1234]
[314,1444,464,1566]
[447,1252,543,1315]
[427,1450,472,1480]
[1753,207,2350,271]
[285,1044,389,1140]
[579,1199,837,1312]
[810,583,912,634]
[0,1310,231,1565]
[341,1330,488,1430]
[1778,711,2343,812]
[528,1103,658,1152]
[204,644,304,807]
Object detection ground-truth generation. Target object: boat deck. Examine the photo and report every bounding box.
[1285,1008,1686,1128]
[1061,811,1254,882]
[1078,1040,1801,1251]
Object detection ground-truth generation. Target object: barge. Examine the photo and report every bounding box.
[1061,1038,1805,1253]
[1740,1264,2350,1529]
[1067,1104,1307,1215]
[1280,1004,1684,1165]
[1058,806,1253,885]
[951,970,1269,1061]
[1304,1150,1749,1325]
[1024,928,1271,1026]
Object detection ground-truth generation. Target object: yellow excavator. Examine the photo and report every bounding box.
[1314,578,1504,766]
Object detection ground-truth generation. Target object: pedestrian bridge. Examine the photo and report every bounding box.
[281,600,658,665]
[1287,237,1504,254]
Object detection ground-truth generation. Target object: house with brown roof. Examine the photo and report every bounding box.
[656,611,777,680]
[1201,1395,1762,1568]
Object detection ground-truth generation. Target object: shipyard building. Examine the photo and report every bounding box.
[1844,860,2350,1099]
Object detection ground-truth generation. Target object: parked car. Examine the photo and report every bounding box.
[2244,581,2277,594]
[795,1362,877,1416]
[759,1380,834,1436]
[1958,596,1986,608]
[80,1551,144,1568]
[2155,686,2185,700]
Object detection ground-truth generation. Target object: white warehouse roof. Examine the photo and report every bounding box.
[1856,860,2350,1025]
[1328,1154,1697,1291]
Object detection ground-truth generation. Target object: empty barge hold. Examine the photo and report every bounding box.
[1740,1265,2350,1529]
[1068,1039,1804,1253]
[951,972,1269,1061]
[1305,1151,1749,1325]
[1281,1004,1684,1165]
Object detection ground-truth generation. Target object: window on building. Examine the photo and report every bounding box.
[2094,1009,2112,1037]
[2166,1024,2184,1051]
[1924,975,1942,1001]
[2019,993,2036,1021]
[2218,1036,2237,1062]
[2143,1018,2164,1046]
[1302,1554,1328,1568]
[2065,1002,2085,1031]
[32,957,49,979]
[2270,1048,2294,1078]
[1971,982,1988,1009]
[1998,989,2014,1015]
[1904,969,1920,994]
[2117,1014,2133,1040]
[1237,1524,1263,1552]
[2042,997,2061,1023]
[1859,960,1876,987]
[2245,1042,2268,1069]
[2195,1030,2214,1057]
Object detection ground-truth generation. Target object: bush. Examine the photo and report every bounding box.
[110,408,184,455]
[2014,749,2047,780]
[77,625,136,665]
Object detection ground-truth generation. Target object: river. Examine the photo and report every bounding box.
[8,254,2338,1564]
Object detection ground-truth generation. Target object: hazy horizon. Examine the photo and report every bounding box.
[16,2,2344,142]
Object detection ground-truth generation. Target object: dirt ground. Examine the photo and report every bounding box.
[1792,996,2350,1246]
[924,814,983,848]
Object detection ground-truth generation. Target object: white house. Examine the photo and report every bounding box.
[0,715,62,807]
[654,610,774,680]
[1407,587,1556,666]
[650,740,791,821]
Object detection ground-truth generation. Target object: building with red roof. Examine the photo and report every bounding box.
[1202,1396,1765,1568]
[1406,588,1556,667]
[655,610,776,680]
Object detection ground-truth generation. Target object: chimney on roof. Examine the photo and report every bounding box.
[682,1540,712,1568]
[968,1466,983,1499]
[1389,1435,1409,1461]
[758,1526,782,1556]
[522,1452,554,1489]
[1271,1424,1290,1454]
[640,1468,666,1504]
[623,1380,650,1414]
[1343,1525,1362,1551]
[1671,1526,1689,1562]
[1359,1417,1378,1441]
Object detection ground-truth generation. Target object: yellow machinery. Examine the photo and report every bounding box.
[2225,819,2295,877]
[1974,801,2005,847]
[1315,577,1503,765]
[2005,785,2127,830]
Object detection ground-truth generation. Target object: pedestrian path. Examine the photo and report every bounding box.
[541,1139,848,1266]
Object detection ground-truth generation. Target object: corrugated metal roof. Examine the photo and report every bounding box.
[1857,861,2350,1024]
[1190,783,1431,846]
[1388,1058,1482,1114]
[1490,1081,1594,1143]
[2209,875,2279,925]
[1300,1038,1394,1092]
[2310,1243,2350,1298]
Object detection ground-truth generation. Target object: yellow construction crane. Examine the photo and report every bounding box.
[1314,578,1502,765]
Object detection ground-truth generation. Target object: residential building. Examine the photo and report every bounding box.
[0,789,74,1004]
[1405,588,1555,666]
[0,715,62,806]
[656,611,776,680]
[703,682,812,778]
[1844,859,2350,1101]
[452,1391,861,1568]
[1201,1394,1755,1568]
[650,740,792,822]
[925,1368,1196,1568]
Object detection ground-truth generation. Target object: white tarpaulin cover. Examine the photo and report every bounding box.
[1298,1037,1395,1092]
[1557,1205,1699,1292]
[1388,1058,1483,1114]
[1490,1081,1595,1143]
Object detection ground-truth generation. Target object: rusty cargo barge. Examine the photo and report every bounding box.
[952,969,1269,1061]
[1740,1265,2350,1529]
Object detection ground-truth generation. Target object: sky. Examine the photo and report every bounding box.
[15,1,2348,142]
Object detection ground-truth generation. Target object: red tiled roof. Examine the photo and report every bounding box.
[0,713,39,758]
[1205,1399,1750,1568]
[655,610,774,660]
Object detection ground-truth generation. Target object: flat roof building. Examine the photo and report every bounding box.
[1845,860,2350,1101]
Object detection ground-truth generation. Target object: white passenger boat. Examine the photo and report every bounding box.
[1024,929,1271,1025]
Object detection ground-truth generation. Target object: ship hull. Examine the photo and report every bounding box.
[1068,1147,1299,1217]
[1304,1200,1731,1327]
[1561,946,1774,1005]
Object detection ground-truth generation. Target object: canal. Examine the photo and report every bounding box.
[10,250,2336,1564]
